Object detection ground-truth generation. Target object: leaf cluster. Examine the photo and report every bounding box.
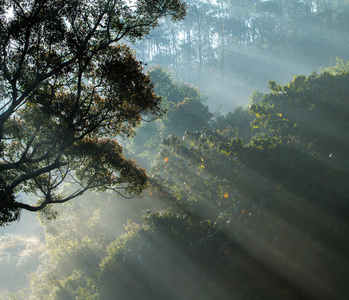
[0,0,186,223]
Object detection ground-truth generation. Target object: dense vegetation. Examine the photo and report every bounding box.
[2,63,348,299]
[1,1,349,299]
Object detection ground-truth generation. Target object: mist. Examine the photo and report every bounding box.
[1,0,349,299]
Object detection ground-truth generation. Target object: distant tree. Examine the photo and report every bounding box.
[250,69,349,160]
[128,66,212,169]
[133,0,349,103]
[164,97,213,137]
[147,66,202,104]
[0,0,186,226]
[213,105,254,140]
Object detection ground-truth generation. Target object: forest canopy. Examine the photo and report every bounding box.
[1,1,349,299]
[16,64,349,300]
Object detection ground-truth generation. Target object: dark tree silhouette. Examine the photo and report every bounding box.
[0,0,186,226]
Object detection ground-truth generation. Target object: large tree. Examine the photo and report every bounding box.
[0,0,186,226]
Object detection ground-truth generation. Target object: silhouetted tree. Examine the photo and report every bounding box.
[0,0,186,226]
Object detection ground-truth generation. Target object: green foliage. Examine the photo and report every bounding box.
[28,197,111,300]
[322,58,349,74]
[45,271,99,300]
[0,190,20,227]
[148,67,213,137]
[99,213,240,300]
[127,67,213,170]
[147,66,202,105]
[251,68,349,159]
[0,0,186,225]
[27,184,171,299]
[165,97,213,137]
[13,63,349,299]
[148,65,349,299]
[213,105,254,140]
[249,90,264,105]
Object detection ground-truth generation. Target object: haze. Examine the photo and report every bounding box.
[1,1,349,299]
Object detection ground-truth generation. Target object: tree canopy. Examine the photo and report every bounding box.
[147,66,349,299]
[0,0,186,226]
[127,66,212,170]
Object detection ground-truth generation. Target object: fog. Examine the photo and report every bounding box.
[1,0,349,299]
[134,0,349,112]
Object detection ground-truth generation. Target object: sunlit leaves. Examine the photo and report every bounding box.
[219,138,243,155]
[250,135,281,150]
[251,67,349,158]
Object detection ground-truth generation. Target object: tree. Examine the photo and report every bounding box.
[98,213,240,300]
[0,0,186,226]
[212,105,254,140]
[28,197,111,300]
[127,66,212,170]
[250,67,349,160]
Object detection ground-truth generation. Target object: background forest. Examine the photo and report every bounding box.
[134,0,349,109]
[1,0,349,299]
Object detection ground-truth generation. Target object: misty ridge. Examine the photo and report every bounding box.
[1,1,349,299]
